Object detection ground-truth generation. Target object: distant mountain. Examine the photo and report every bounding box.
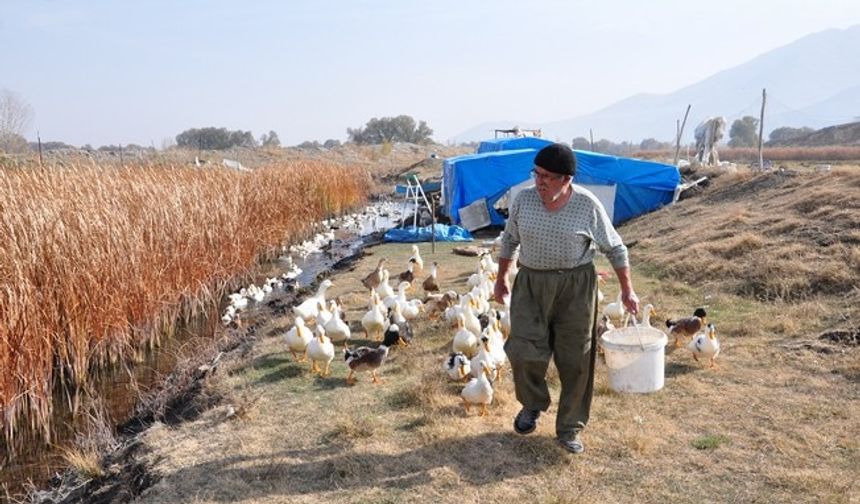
[453,25,860,144]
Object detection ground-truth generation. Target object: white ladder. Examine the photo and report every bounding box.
[399,174,433,230]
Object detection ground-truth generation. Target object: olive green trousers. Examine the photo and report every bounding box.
[504,262,598,441]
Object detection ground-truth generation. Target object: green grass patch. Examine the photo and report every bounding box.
[691,434,730,450]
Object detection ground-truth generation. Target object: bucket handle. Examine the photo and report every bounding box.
[624,309,646,351]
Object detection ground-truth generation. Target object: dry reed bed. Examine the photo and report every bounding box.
[639,146,860,163]
[0,160,370,454]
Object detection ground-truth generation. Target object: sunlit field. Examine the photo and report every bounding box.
[0,160,370,455]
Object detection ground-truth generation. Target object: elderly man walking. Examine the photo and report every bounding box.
[493,143,639,454]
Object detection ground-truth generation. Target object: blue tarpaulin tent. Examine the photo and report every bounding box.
[442,149,540,226]
[384,224,473,243]
[572,150,681,224]
[443,146,680,226]
[477,137,554,154]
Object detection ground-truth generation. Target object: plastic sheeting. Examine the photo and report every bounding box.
[442,149,538,226]
[477,137,553,154]
[572,150,680,224]
[384,224,473,243]
[443,146,680,226]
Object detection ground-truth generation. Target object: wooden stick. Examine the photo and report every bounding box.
[758,88,767,171]
[37,131,43,166]
[674,104,691,166]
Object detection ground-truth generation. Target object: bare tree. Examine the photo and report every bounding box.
[0,89,34,153]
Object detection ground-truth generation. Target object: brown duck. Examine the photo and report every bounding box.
[422,261,440,293]
[398,258,416,284]
[344,344,390,385]
[666,307,708,348]
[361,258,387,291]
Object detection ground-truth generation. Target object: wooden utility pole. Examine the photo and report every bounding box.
[758,88,767,171]
[673,104,691,166]
[589,129,594,151]
[119,144,124,166]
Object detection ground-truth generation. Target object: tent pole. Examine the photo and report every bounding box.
[412,179,419,230]
[431,199,436,254]
[399,180,412,229]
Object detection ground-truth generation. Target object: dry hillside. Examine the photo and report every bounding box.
[626,165,860,325]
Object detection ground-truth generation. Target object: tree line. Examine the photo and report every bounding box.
[0,87,835,155]
[576,117,823,155]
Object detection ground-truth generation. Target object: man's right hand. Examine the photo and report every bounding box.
[493,280,510,305]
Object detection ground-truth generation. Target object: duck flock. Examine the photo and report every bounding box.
[271,241,518,417]
[220,207,720,419]
[219,200,407,328]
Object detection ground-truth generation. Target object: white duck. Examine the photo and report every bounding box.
[384,281,411,312]
[228,292,248,312]
[409,244,424,273]
[688,323,720,369]
[361,300,387,341]
[377,270,395,300]
[461,361,494,417]
[487,317,508,379]
[316,299,333,328]
[480,253,499,276]
[461,295,483,338]
[470,286,490,316]
[401,298,423,320]
[498,307,511,340]
[467,269,488,290]
[307,325,335,376]
[292,279,334,322]
[470,333,498,382]
[444,293,472,327]
[638,304,658,328]
[602,292,625,324]
[221,305,237,326]
[452,313,479,357]
[389,301,407,327]
[444,352,471,381]
[284,316,313,362]
[324,302,351,349]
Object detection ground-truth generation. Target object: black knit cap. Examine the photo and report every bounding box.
[534,143,576,176]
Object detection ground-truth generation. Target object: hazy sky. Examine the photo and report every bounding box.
[2,0,860,147]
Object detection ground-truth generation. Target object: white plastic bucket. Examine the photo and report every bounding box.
[600,326,668,393]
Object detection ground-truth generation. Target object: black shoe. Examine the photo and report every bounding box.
[513,408,540,435]
[558,436,585,454]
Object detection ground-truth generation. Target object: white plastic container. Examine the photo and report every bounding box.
[600,326,668,393]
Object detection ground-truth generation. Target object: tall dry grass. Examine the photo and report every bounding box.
[0,160,370,454]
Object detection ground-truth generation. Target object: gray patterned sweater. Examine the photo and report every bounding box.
[499,184,629,270]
